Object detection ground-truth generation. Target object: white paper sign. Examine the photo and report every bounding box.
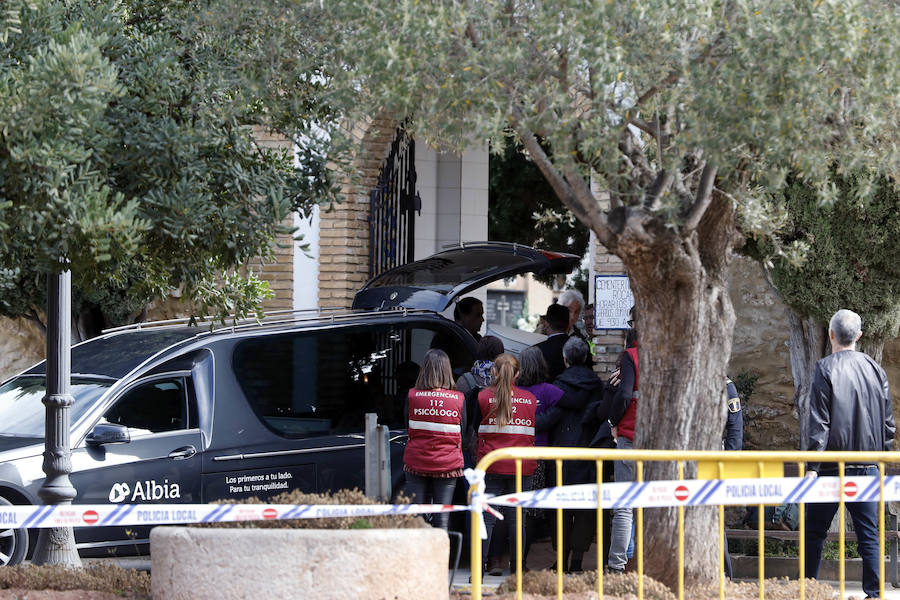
[593,275,634,330]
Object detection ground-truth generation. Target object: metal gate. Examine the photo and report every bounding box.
[369,127,421,278]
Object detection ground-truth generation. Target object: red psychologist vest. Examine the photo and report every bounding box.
[477,387,537,475]
[618,345,639,442]
[403,388,465,474]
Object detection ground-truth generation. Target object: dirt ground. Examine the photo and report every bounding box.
[0,592,133,600]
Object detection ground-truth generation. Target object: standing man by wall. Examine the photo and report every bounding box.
[805,309,895,600]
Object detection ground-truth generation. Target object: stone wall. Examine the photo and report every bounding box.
[0,317,44,380]
[728,257,798,450]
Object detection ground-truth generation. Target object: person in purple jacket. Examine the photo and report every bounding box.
[516,346,565,568]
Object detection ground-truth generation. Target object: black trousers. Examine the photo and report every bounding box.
[547,459,614,569]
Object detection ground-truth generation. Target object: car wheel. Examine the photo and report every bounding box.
[0,497,27,566]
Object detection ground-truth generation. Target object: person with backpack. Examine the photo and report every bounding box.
[517,346,566,568]
[548,336,604,572]
[457,336,504,466]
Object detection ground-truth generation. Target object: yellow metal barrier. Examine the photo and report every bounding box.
[468,448,900,600]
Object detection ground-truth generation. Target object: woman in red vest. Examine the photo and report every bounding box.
[403,349,465,530]
[474,353,537,575]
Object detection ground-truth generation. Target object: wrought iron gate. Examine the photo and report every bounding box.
[369,127,421,278]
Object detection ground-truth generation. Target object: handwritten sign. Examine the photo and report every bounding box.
[593,275,634,330]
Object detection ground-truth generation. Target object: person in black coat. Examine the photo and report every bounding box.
[543,336,603,572]
[534,303,570,381]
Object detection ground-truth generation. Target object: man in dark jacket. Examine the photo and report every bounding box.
[805,309,895,600]
[535,303,570,380]
[545,336,603,572]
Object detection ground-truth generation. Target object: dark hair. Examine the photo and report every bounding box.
[517,346,548,387]
[625,328,637,348]
[544,303,569,332]
[475,335,504,361]
[453,297,483,321]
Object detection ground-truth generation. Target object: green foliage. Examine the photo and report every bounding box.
[733,369,761,405]
[0,0,348,334]
[489,138,589,267]
[327,0,900,238]
[747,173,900,343]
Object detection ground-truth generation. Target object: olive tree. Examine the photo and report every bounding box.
[0,0,348,340]
[323,0,900,585]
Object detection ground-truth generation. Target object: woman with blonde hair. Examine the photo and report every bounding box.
[474,353,537,575]
[402,349,465,530]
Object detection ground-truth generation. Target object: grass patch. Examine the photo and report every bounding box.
[489,571,835,600]
[0,564,150,598]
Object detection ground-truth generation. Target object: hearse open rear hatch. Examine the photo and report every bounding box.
[352,242,580,312]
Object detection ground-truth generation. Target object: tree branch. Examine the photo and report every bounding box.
[645,169,674,211]
[634,34,721,108]
[626,116,656,138]
[24,307,47,335]
[510,110,613,247]
[682,163,717,232]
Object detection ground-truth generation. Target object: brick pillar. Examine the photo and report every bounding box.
[318,117,397,308]
[589,185,628,376]
[249,127,296,312]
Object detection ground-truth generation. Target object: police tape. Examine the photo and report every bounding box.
[0,475,896,529]
[0,502,471,529]
[488,475,898,510]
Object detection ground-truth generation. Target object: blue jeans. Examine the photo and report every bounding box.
[404,472,458,530]
[804,465,881,598]
[483,473,533,566]
[608,436,634,570]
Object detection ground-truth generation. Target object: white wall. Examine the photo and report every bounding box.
[293,206,320,311]
[415,143,489,259]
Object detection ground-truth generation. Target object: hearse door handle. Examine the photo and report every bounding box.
[168,445,197,460]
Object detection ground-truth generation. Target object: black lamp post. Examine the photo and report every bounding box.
[31,266,82,567]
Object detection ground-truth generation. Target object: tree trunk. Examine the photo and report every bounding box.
[623,194,738,589]
[858,338,885,364]
[787,312,827,451]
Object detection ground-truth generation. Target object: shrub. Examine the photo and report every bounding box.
[191,488,429,530]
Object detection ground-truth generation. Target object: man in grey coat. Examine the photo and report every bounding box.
[805,309,895,600]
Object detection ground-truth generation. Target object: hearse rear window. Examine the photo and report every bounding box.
[232,324,470,438]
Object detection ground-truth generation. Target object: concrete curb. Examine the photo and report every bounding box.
[151,527,448,600]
